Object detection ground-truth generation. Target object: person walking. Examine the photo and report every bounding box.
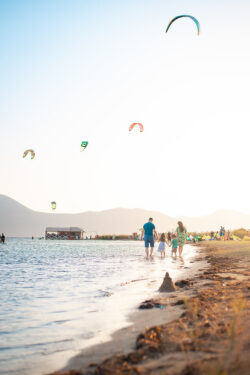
[219,226,224,240]
[157,233,166,258]
[142,218,157,258]
[176,221,187,256]
[1,233,5,243]
[171,233,178,257]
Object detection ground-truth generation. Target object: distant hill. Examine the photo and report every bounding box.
[0,195,249,237]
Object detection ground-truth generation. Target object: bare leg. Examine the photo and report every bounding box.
[179,246,183,256]
[145,248,149,258]
[150,247,154,257]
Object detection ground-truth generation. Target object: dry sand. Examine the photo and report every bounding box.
[50,241,250,375]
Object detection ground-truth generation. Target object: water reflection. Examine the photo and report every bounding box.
[0,239,195,375]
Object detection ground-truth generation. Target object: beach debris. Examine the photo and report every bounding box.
[103,291,112,297]
[166,15,200,35]
[51,201,56,210]
[98,290,112,297]
[80,141,88,151]
[175,279,191,288]
[138,299,163,310]
[171,299,185,306]
[158,272,176,292]
[139,301,154,309]
[96,354,142,375]
[129,123,144,132]
[23,149,35,159]
[88,362,97,367]
[95,290,113,298]
[136,326,164,352]
[49,370,81,375]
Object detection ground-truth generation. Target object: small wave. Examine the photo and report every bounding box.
[120,278,147,286]
[0,338,73,351]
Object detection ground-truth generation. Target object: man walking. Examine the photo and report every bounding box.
[142,218,157,258]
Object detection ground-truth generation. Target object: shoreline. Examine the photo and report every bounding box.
[50,247,209,375]
[50,241,250,375]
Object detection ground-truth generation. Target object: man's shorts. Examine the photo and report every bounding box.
[144,235,154,248]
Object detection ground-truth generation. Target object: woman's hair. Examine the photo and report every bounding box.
[160,233,166,242]
[178,221,185,232]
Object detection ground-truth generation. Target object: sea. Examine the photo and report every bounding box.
[0,238,198,375]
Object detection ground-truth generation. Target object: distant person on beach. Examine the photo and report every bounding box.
[1,233,5,243]
[142,218,157,258]
[219,226,225,240]
[224,230,230,241]
[171,234,178,256]
[176,221,187,256]
[157,233,166,258]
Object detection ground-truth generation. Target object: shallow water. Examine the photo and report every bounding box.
[0,239,196,375]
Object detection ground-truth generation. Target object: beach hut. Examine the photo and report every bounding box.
[45,227,85,240]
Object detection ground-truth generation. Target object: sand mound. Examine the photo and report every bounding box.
[158,272,176,292]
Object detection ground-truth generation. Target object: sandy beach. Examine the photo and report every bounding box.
[51,241,250,375]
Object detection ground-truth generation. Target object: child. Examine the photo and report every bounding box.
[171,234,178,256]
[158,233,166,258]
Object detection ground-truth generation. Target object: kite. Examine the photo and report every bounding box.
[166,15,200,35]
[23,149,35,159]
[80,141,88,151]
[129,123,144,132]
[51,201,56,211]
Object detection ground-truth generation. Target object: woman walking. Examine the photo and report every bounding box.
[176,221,187,256]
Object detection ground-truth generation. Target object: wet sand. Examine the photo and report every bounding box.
[50,242,250,375]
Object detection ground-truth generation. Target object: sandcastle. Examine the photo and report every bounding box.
[158,272,176,292]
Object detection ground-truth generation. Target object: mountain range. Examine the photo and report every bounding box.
[0,195,249,237]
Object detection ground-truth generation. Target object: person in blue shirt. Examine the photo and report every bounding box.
[142,218,157,258]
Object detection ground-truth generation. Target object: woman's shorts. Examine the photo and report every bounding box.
[144,235,154,248]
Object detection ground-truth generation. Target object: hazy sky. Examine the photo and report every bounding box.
[0,0,250,216]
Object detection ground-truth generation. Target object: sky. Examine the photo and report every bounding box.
[0,0,250,217]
